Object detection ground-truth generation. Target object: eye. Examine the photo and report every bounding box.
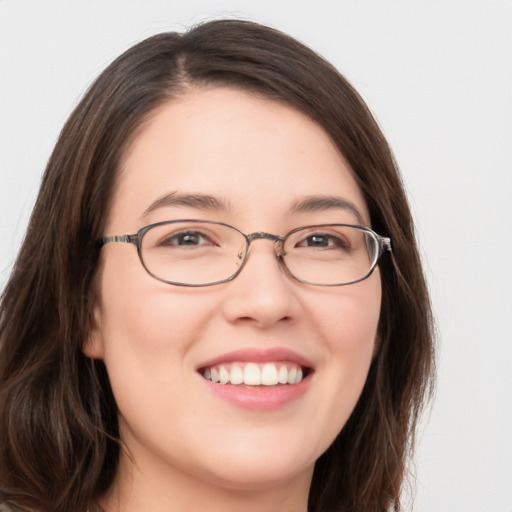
[296,233,350,249]
[161,230,214,247]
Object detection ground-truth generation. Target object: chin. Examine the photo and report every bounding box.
[188,433,320,491]
[200,457,314,492]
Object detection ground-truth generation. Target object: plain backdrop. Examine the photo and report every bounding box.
[1,1,511,510]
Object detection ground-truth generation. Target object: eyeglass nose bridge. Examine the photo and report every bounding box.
[243,231,286,260]
[246,231,282,243]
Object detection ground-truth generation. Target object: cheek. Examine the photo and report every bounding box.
[305,275,381,437]
[94,260,224,449]
[314,274,382,353]
[94,252,218,384]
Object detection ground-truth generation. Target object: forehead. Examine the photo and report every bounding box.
[108,87,369,231]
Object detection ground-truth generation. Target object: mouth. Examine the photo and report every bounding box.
[199,361,311,387]
[196,349,314,410]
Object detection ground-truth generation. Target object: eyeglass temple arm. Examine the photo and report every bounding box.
[96,234,139,248]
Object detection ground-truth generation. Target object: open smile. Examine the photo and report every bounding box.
[197,348,314,410]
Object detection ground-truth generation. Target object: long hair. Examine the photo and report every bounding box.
[0,19,435,512]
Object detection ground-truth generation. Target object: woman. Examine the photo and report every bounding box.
[0,19,435,512]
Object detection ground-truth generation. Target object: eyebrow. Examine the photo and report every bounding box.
[291,195,365,225]
[142,192,365,225]
[142,192,231,217]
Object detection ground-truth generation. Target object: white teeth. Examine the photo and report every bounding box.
[261,363,279,386]
[219,366,230,384]
[211,367,220,383]
[244,363,261,385]
[278,365,288,384]
[287,366,297,384]
[229,365,244,385]
[202,362,306,386]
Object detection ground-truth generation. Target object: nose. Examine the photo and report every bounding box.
[221,237,300,328]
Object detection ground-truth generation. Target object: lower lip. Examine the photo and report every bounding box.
[202,375,311,411]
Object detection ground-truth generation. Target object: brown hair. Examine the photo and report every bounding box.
[0,19,435,512]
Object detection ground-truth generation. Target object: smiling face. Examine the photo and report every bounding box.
[86,87,382,510]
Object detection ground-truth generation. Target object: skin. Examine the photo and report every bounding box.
[85,87,382,512]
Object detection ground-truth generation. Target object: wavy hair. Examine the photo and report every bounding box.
[0,19,435,512]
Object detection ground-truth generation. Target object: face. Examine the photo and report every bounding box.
[86,88,381,502]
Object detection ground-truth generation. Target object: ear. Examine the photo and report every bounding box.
[82,300,105,359]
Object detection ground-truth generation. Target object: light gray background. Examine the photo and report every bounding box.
[1,1,511,510]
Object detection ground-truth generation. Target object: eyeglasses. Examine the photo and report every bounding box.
[96,220,391,287]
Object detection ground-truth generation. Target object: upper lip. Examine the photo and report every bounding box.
[196,347,314,371]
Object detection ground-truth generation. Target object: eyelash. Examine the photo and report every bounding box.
[295,233,351,249]
[159,230,215,247]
